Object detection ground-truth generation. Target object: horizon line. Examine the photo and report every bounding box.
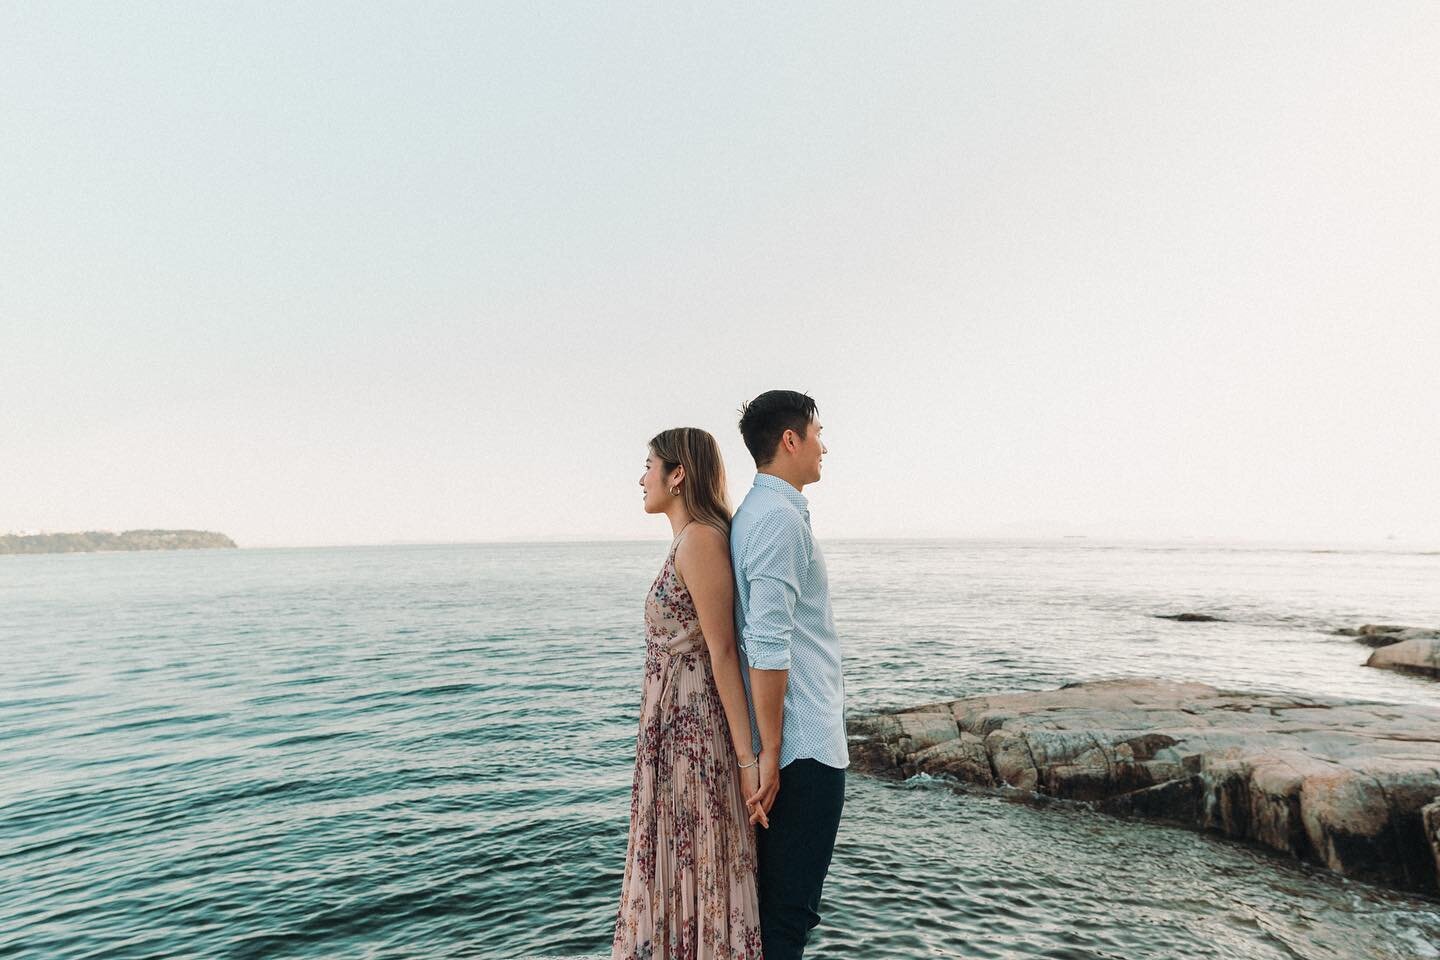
[231,533,1440,552]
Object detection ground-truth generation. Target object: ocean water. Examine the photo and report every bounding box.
[2,539,1439,960]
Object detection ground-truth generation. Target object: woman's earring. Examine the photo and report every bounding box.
[669,486,679,496]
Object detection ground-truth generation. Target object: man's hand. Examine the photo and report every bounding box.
[746,750,780,827]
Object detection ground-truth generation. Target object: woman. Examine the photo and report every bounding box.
[611,427,766,960]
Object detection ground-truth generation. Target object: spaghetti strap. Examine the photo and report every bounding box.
[667,520,695,591]
[669,519,695,554]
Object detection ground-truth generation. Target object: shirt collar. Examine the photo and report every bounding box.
[753,473,810,516]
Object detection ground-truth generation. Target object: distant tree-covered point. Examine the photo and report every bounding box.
[0,530,238,554]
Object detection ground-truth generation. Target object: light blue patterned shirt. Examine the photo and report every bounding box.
[731,472,849,770]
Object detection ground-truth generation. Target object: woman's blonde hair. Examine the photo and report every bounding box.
[649,427,732,536]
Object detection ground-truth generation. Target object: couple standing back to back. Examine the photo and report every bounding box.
[611,389,848,960]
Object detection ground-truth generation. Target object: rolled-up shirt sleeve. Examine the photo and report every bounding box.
[740,509,811,670]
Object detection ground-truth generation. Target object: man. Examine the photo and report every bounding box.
[730,389,848,960]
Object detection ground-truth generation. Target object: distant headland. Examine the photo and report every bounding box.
[0,530,238,555]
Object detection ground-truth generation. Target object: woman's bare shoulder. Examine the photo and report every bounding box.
[675,523,731,570]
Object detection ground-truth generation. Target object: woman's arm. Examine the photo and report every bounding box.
[675,525,769,827]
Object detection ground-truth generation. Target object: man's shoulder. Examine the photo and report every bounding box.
[734,488,804,530]
[732,494,808,559]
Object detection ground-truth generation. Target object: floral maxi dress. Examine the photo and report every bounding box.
[611,527,764,960]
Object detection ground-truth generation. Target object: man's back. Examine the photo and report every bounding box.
[730,472,849,771]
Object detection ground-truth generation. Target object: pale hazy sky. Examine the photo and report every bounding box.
[3,3,1437,548]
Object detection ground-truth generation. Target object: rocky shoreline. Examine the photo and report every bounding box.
[847,677,1440,896]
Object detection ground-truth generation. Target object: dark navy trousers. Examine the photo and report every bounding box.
[754,757,846,959]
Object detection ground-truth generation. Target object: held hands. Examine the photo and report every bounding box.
[744,751,781,828]
[739,761,768,829]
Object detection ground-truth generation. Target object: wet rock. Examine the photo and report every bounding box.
[1338,624,1408,637]
[1335,624,1440,648]
[1351,633,1406,648]
[908,732,995,785]
[1155,613,1226,622]
[1425,800,1440,883]
[846,677,1440,894]
[1366,637,1440,678]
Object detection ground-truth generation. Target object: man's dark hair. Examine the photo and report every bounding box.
[737,390,818,467]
